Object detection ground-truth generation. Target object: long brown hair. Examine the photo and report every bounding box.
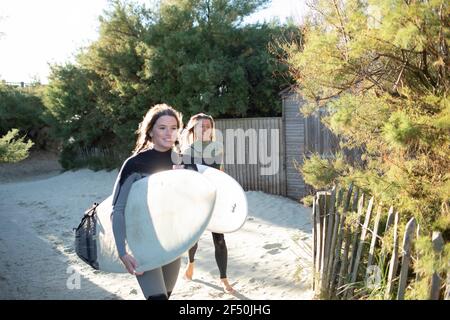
[133,103,183,154]
[180,113,216,151]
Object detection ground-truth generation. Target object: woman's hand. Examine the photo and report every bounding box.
[120,253,144,276]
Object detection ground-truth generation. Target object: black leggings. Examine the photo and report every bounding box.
[188,233,228,279]
[136,258,181,300]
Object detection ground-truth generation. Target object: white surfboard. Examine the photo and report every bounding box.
[90,169,217,273]
[196,164,248,233]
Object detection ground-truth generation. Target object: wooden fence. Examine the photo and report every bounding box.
[215,117,286,196]
[1,81,34,88]
[312,184,449,300]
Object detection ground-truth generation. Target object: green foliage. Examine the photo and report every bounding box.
[382,111,421,149]
[0,129,34,163]
[300,194,314,207]
[300,152,348,190]
[285,0,449,299]
[284,0,450,235]
[407,234,450,299]
[0,83,51,148]
[46,0,301,169]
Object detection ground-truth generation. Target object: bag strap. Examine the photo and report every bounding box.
[84,202,99,217]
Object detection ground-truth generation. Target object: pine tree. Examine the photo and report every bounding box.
[284,0,449,240]
[0,129,34,163]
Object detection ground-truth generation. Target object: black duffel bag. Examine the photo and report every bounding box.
[73,202,99,270]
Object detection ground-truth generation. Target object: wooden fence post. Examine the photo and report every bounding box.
[397,217,417,300]
[429,232,444,300]
[345,193,364,298]
[367,204,382,269]
[347,196,374,298]
[347,190,362,275]
[377,205,395,277]
[385,211,399,299]
[313,192,328,295]
[322,186,336,299]
[445,270,450,300]
[329,184,353,298]
[318,191,331,298]
[337,186,359,299]
[312,194,318,292]
[385,206,395,232]
[325,186,339,298]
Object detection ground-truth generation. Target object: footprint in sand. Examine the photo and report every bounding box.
[267,248,281,255]
[263,243,282,250]
[263,243,289,255]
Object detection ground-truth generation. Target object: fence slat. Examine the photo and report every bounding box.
[338,186,357,299]
[348,196,374,298]
[445,269,450,300]
[385,211,400,299]
[429,232,444,300]
[314,194,322,291]
[347,193,364,276]
[397,217,417,300]
[385,206,395,233]
[322,187,336,296]
[318,192,329,296]
[338,230,351,298]
[415,225,422,283]
[367,204,382,269]
[329,184,353,298]
[312,194,317,291]
[325,186,339,298]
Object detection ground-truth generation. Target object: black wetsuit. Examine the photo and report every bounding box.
[111,148,180,300]
[184,141,229,279]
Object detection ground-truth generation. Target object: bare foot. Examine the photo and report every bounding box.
[184,262,194,280]
[220,278,235,293]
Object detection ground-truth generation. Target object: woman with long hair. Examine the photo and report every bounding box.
[111,103,184,300]
[180,113,235,294]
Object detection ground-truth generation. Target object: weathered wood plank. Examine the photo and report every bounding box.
[385,211,400,299]
[328,184,353,298]
[367,204,382,269]
[324,186,337,298]
[312,194,317,291]
[314,195,322,291]
[318,192,329,296]
[429,232,444,300]
[397,217,417,300]
[338,230,351,299]
[347,193,364,276]
[348,196,374,298]
[385,206,395,233]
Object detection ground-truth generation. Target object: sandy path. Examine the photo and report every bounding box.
[0,168,313,300]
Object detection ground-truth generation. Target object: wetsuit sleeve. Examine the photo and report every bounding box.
[111,172,142,257]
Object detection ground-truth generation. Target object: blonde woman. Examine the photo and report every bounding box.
[180,113,235,294]
[111,103,184,300]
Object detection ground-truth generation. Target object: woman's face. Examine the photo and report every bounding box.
[194,118,212,142]
[150,115,178,151]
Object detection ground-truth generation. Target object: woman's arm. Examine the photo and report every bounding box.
[111,171,142,258]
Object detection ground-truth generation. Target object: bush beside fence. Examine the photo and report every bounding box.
[312,184,449,300]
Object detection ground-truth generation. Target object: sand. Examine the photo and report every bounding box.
[0,154,314,300]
